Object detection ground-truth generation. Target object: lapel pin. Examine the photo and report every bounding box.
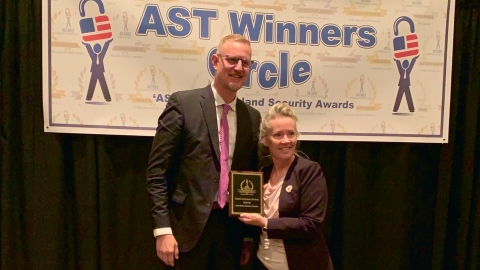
[286,185,292,193]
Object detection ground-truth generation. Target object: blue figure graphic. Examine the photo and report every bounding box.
[310,76,316,93]
[393,55,419,112]
[150,65,156,84]
[359,75,365,92]
[436,31,441,49]
[82,39,113,102]
[387,29,391,50]
[123,12,129,31]
[65,8,71,28]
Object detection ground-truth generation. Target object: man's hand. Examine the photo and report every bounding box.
[156,234,179,266]
[240,240,253,265]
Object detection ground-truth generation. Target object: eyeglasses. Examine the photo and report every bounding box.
[217,54,253,68]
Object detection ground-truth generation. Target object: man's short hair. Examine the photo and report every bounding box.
[217,34,251,54]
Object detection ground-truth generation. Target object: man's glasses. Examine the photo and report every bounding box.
[217,54,253,68]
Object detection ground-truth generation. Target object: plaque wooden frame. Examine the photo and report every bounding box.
[228,171,263,217]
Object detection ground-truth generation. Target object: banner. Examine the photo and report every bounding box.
[43,0,455,143]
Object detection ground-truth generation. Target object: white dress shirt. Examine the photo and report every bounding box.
[212,83,237,173]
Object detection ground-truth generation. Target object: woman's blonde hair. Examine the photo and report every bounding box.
[259,103,299,139]
[258,103,300,158]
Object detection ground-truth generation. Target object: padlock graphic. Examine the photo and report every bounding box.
[79,0,112,43]
[392,16,419,59]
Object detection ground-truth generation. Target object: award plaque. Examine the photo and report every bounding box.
[229,171,263,217]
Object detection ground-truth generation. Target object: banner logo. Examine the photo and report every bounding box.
[392,16,420,113]
[393,16,419,59]
[79,0,114,103]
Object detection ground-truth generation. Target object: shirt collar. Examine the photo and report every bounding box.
[211,83,237,112]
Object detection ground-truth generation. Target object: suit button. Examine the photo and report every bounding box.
[214,177,219,182]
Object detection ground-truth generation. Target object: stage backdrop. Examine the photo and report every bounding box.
[42,0,455,143]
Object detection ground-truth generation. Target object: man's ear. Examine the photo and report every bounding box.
[211,54,219,70]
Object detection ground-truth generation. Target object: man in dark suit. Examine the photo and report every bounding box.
[146,34,261,269]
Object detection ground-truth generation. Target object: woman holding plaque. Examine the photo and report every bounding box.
[239,103,333,270]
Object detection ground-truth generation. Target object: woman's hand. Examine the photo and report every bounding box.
[239,213,267,228]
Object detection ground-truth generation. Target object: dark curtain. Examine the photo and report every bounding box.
[1,0,479,269]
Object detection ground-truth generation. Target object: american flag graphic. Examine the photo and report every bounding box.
[80,15,112,42]
[393,34,419,59]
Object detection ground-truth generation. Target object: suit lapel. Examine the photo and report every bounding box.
[279,156,298,214]
[232,100,252,170]
[199,86,220,162]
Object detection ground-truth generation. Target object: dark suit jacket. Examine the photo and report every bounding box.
[146,85,261,252]
[260,155,334,270]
